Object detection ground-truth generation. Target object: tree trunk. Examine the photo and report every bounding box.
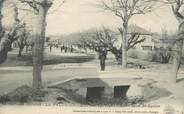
[0,0,4,41]
[0,0,6,64]
[122,22,128,68]
[170,20,184,83]
[32,5,48,89]
[18,46,24,57]
[110,46,122,64]
[0,38,11,63]
[171,40,183,83]
[25,45,29,53]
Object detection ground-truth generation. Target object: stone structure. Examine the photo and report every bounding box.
[49,70,145,101]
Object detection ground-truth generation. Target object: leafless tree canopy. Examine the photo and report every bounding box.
[79,27,145,64]
[80,28,117,52]
[98,0,154,22]
[18,0,54,14]
[97,0,155,67]
[118,28,145,50]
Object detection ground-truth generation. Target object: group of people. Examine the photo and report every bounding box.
[60,45,74,53]
[49,43,74,53]
[49,43,58,52]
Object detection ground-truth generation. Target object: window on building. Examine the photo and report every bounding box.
[142,46,152,51]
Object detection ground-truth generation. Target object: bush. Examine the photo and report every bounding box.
[128,48,172,63]
[128,50,153,62]
[152,48,172,63]
[138,51,153,61]
[128,50,138,59]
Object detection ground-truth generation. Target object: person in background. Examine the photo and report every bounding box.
[60,45,64,53]
[49,44,53,52]
[64,46,67,53]
[71,45,74,53]
[98,46,107,71]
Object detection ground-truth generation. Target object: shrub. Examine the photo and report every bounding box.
[128,50,138,59]
[152,48,172,63]
[128,50,153,62]
[138,51,153,61]
[128,48,172,63]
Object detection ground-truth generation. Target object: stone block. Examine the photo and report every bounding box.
[127,84,144,98]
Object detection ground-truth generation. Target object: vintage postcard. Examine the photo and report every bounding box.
[0,0,184,114]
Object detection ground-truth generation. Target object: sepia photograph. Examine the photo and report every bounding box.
[0,0,184,113]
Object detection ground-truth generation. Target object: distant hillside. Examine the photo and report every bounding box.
[49,25,152,45]
[128,24,152,35]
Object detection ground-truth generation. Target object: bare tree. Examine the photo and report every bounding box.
[16,26,30,57]
[18,0,65,89]
[79,28,115,70]
[79,27,145,64]
[0,20,26,63]
[111,32,145,64]
[159,0,184,83]
[18,0,53,89]
[98,0,154,68]
[80,28,117,52]
[0,0,26,64]
[12,5,29,57]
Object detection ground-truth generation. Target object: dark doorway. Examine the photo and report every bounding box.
[114,86,130,98]
[86,87,105,102]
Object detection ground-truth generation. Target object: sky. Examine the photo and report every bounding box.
[2,0,180,36]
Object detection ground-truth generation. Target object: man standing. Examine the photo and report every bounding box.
[49,44,53,52]
[98,47,107,71]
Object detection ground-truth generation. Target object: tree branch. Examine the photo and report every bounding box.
[18,0,39,13]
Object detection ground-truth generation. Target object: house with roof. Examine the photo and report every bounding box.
[104,25,154,52]
[126,25,154,51]
[127,25,177,52]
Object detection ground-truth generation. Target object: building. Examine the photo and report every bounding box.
[114,25,154,51]
[127,25,177,51]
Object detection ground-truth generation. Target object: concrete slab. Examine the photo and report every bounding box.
[49,71,142,89]
[48,70,149,100]
[49,72,142,89]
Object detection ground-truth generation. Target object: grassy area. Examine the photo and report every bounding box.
[43,53,95,65]
[0,50,95,67]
